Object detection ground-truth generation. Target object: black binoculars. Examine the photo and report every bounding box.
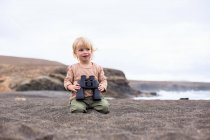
[76,75,101,101]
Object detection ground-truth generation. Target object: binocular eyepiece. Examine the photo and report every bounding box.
[76,75,101,100]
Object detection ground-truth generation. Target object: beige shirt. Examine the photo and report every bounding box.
[64,62,107,99]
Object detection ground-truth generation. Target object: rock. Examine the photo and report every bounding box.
[104,68,140,98]
[179,98,189,100]
[0,55,141,98]
[16,76,64,91]
[0,76,12,92]
[138,92,157,97]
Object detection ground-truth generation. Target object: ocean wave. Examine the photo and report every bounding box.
[134,90,210,100]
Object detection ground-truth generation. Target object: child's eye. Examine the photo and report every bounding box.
[78,49,84,51]
[78,48,90,51]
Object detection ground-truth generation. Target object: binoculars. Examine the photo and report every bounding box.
[76,75,101,101]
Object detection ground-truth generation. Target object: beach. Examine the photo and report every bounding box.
[0,91,210,140]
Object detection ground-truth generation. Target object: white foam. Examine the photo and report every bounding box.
[133,90,210,100]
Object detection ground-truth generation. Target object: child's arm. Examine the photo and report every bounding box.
[98,67,107,93]
[64,66,80,92]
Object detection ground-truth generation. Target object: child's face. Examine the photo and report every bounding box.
[75,45,92,64]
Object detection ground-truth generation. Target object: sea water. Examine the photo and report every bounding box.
[133,90,210,100]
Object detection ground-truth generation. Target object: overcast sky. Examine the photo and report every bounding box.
[0,0,210,82]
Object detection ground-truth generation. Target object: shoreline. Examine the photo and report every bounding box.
[1,90,210,100]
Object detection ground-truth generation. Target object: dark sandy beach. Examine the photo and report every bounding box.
[0,91,210,140]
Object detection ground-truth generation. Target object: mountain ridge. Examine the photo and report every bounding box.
[129,80,210,91]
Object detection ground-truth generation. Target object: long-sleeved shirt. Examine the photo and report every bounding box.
[64,62,107,99]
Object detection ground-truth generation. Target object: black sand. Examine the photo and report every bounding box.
[0,91,210,140]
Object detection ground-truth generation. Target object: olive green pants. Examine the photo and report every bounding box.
[70,96,110,114]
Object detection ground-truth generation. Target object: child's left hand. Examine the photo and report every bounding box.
[98,84,105,92]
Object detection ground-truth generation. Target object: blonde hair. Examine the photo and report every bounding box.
[72,37,95,58]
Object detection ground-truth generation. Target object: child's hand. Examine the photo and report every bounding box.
[67,84,80,92]
[98,84,105,92]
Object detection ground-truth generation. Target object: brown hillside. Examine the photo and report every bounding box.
[0,55,139,98]
[0,55,64,65]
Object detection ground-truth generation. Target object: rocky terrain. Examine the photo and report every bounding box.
[0,55,140,98]
[129,80,210,92]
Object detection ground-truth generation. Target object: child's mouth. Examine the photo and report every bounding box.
[82,54,89,57]
[82,55,89,58]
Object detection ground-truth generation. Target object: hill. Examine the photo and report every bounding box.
[129,80,210,92]
[0,55,140,98]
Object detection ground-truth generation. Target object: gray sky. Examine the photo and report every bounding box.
[0,0,210,82]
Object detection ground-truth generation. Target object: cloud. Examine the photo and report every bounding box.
[0,0,210,82]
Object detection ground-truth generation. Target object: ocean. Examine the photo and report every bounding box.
[133,90,210,100]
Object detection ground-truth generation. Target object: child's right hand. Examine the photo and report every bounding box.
[67,84,80,92]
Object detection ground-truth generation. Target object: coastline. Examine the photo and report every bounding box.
[133,90,210,100]
[0,91,210,140]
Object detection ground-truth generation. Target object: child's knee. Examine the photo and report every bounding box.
[101,102,109,109]
[102,99,110,108]
[70,106,87,113]
[94,101,110,114]
[70,99,87,113]
[95,105,109,114]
